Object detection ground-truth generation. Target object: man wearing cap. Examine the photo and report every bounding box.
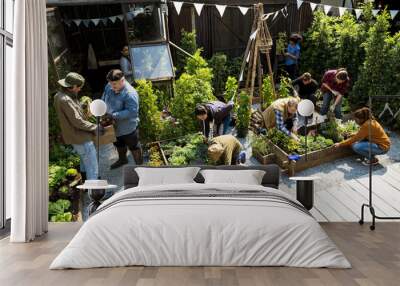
[54,72,101,180]
[102,69,142,169]
[207,134,245,165]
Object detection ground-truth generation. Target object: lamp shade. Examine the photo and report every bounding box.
[298,99,315,117]
[90,99,107,117]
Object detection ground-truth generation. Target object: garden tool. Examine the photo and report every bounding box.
[110,146,128,170]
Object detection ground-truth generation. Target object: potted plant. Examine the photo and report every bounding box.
[236,91,251,138]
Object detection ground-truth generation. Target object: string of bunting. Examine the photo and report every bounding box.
[62,0,399,28]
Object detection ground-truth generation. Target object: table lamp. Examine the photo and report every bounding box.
[298,99,315,161]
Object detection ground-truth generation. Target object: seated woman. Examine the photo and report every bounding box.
[334,107,390,165]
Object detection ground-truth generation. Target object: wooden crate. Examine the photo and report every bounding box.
[148,141,169,166]
[268,140,354,176]
[253,150,276,165]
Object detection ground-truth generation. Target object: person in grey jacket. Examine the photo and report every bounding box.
[102,69,142,169]
[120,45,133,83]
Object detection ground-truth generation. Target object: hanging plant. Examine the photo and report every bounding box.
[236,91,251,138]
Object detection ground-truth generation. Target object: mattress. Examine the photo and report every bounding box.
[50,183,351,269]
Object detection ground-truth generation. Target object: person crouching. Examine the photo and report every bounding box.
[207,135,245,165]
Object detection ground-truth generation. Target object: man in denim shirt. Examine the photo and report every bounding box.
[102,69,143,169]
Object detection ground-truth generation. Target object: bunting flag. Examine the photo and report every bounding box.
[282,7,288,18]
[101,18,109,25]
[297,0,303,10]
[173,1,184,15]
[390,10,398,20]
[323,5,332,15]
[272,11,279,21]
[194,3,204,16]
[355,9,362,20]
[338,7,347,17]
[249,29,258,40]
[216,5,227,17]
[73,19,82,26]
[239,6,249,16]
[83,20,91,27]
[310,2,318,12]
[372,9,380,17]
[110,16,117,23]
[92,18,100,26]
[117,15,124,22]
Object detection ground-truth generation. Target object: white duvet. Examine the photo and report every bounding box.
[50,183,351,269]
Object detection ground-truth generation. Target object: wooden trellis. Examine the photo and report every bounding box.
[239,3,276,103]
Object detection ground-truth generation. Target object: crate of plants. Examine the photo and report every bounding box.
[147,142,168,166]
[147,133,209,166]
[266,126,355,176]
[48,164,82,222]
[250,133,276,165]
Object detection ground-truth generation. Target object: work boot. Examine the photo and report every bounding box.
[110,147,128,170]
[131,148,143,165]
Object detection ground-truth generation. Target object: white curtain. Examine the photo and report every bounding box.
[9,0,48,242]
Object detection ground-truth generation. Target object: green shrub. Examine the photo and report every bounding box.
[176,29,197,75]
[224,76,238,103]
[276,32,287,55]
[251,134,271,156]
[261,75,274,110]
[278,76,292,98]
[136,79,163,143]
[208,53,228,96]
[49,165,67,190]
[236,91,251,137]
[49,199,72,222]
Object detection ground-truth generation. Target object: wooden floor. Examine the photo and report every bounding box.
[1,222,399,286]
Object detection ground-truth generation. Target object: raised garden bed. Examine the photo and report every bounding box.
[269,139,354,176]
[252,150,276,165]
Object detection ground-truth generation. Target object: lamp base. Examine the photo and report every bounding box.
[88,189,106,215]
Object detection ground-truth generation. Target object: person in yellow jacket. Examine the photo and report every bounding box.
[334,107,390,165]
[207,135,244,165]
[262,97,300,141]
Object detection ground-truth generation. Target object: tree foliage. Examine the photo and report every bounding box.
[236,91,251,137]
[208,53,228,97]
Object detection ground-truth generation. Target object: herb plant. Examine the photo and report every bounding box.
[261,75,274,110]
[236,91,251,138]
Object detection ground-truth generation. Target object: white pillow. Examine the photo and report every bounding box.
[200,169,266,185]
[135,167,201,186]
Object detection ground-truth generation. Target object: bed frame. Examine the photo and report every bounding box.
[123,164,281,189]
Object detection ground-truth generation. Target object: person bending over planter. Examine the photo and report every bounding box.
[195,100,234,139]
[334,107,390,166]
[291,72,318,106]
[207,134,245,165]
[262,97,300,141]
[320,68,350,119]
[102,69,143,169]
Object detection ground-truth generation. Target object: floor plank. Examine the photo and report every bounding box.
[1,222,400,286]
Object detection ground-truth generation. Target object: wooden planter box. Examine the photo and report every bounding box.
[253,150,276,165]
[148,141,169,166]
[268,140,354,176]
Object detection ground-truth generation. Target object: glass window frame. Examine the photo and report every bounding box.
[0,0,13,232]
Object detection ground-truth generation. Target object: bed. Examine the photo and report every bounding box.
[50,165,350,269]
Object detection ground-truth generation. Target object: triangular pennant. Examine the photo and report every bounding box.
[339,7,347,17]
[92,18,100,26]
[83,20,91,28]
[324,5,332,15]
[355,9,362,20]
[246,51,251,63]
[173,1,184,15]
[282,7,288,18]
[110,16,117,23]
[239,6,249,16]
[117,15,124,22]
[73,19,82,26]
[216,5,227,17]
[101,18,109,25]
[372,9,379,17]
[297,0,303,10]
[310,3,318,12]
[272,11,279,21]
[390,10,399,20]
[194,3,204,16]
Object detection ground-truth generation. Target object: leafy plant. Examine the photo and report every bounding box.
[276,32,287,56]
[267,128,300,153]
[148,146,165,166]
[176,29,197,75]
[261,75,274,110]
[66,168,78,177]
[236,91,251,137]
[49,165,67,190]
[278,76,292,98]
[171,54,215,134]
[136,79,164,143]
[297,135,334,154]
[58,186,69,194]
[48,199,72,222]
[224,76,238,103]
[251,134,271,156]
[208,53,228,97]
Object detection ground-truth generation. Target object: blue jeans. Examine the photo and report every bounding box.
[72,141,98,179]
[72,141,98,222]
[352,141,387,160]
[320,92,343,119]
